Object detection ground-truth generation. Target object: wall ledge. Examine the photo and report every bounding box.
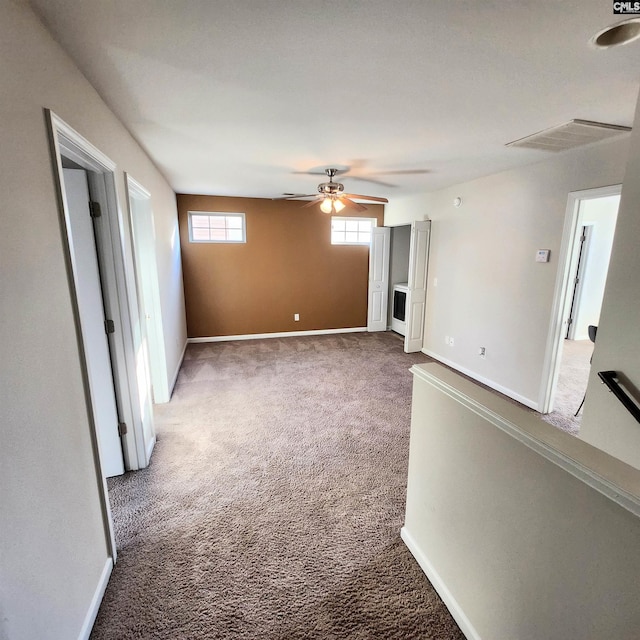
[411,362,640,517]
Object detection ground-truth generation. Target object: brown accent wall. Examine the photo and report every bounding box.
[177,195,384,338]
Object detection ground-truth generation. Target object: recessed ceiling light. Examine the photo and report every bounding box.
[591,18,640,49]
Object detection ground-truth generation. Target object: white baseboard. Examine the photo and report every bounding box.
[78,558,112,640]
[401,527,480,640]
[188,327,368,343]
[421,349,539,411]
[169,340,188,395]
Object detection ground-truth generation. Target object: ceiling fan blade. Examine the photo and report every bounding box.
[292,166,350,177]
[272,194,318,200]
[340,197,367,212]
[343,193,389,203]
[341,175,397,188]
[301,198,322,208]
[370,169,430,176]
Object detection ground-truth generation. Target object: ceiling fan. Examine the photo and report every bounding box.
[273,168,388,213]
[293,160,430,188]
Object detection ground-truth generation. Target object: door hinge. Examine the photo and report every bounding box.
[567,317,573,327]
[104,319,115,334]
[89,201,102,218]
[118,422,128,436]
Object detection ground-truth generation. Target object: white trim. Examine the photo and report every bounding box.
[49,113,117,172]
[126,175,151,199]
[188,327,368,343]
[169,339,188,394]
[46,110,119,559]
[539,184,622,413]
[411,365,640,518]
[188,211,246,243]
[330,216,377,245]
[146,434,157,462]
[421,349,538,410]
[401,527,480,640]
[77,558,112,640]
[125,173,171,405]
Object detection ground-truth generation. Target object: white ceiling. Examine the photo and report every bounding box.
[29,0,640,201]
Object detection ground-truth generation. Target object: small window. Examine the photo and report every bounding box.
[188,212,246,243]
[331,217,376,245]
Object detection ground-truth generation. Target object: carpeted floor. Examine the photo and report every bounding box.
[538,339,594,435]
[92,332,465,639]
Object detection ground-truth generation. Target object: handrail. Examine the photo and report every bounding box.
[597,371,640,424]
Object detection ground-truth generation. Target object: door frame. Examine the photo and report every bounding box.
[539,184,622,413]
[46,111,120,560]
[565,224,594,340]
[46,110,158,557]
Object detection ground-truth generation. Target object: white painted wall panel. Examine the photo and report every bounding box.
[385,139,629,407]
[404,364,640,640]
[0,1,186,637]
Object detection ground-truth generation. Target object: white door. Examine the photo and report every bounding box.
[127,181,160,464]
[404,220,431,353]
[127,179,169,405]
[63,169,124,477]
[367,226,391,331]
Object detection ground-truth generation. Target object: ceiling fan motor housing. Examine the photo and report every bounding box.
[318,181,344,195]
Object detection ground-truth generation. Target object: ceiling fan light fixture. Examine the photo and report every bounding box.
[320,197,333,213]
[319,196,345,214]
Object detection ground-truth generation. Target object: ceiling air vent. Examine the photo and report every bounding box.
[506,119,631,152]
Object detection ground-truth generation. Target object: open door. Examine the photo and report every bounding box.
[63,168,125,477]
[127,176,170,408]
[404,220,431,353]
[367,226,391,331]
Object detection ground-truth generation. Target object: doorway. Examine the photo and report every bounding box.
[46,110,158,558]
[540,185,621,426]
[370,220,430,353]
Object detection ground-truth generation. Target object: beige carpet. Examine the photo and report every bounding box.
[92,333,464,639]
[539,339,594,435]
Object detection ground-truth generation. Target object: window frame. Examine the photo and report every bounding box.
[330,216,377,246]
[187,211,246,244]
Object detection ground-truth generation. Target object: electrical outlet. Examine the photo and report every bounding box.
[294,313,300,321]
[445,335,450,345]
[479,346,486,358]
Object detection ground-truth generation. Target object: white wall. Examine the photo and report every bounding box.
[385,193,431,227]
[571,195,619,340]
[385,139,629,408]
[404,363,640,640]
[580,94,640,470]
[0,1,186,637]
